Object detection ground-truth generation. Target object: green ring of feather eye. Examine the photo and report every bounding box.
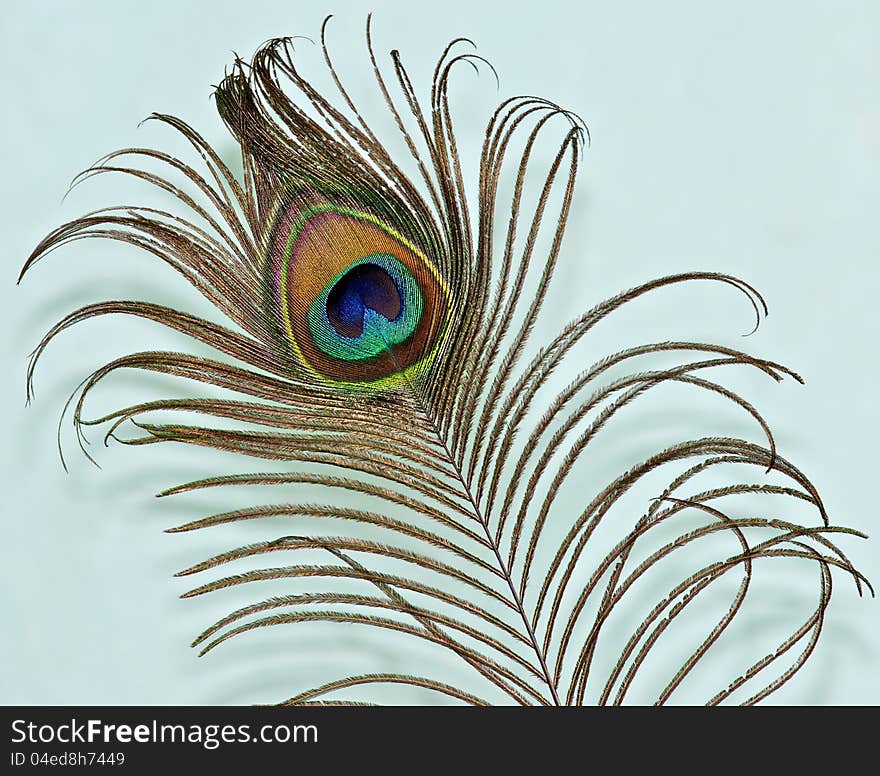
[305,253,423,361]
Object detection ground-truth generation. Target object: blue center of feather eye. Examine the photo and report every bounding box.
[326,263,401,338]
[305,253,424,362]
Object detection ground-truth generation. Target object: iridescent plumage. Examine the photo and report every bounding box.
[21,16,869,706]
[273,205,448,387]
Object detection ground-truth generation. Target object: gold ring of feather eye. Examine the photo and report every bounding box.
[274,204,450,389]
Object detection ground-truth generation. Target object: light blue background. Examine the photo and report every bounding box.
[1,0,877,704]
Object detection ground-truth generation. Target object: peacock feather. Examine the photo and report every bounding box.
[21,16,869,706]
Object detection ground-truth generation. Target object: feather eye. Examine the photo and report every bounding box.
[272,205,448,387]
[21,15,869,706]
